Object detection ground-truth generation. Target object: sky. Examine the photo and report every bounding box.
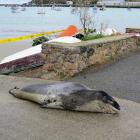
[0,0,31,4]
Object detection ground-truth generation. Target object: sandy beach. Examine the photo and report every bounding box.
[0,39,33,61]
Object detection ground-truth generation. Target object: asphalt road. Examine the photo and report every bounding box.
[69,52,140,103]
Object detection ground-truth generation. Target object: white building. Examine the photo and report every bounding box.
[97,0,125,5]
[0,0,31,4]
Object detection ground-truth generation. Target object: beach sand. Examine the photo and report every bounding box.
[0,39,33,61]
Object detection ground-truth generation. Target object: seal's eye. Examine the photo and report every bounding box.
[53,100,56,102]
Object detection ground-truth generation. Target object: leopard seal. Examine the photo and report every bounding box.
[9,82,120,114]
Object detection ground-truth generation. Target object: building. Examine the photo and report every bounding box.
[97,0,125,5]
[0,0,31,4]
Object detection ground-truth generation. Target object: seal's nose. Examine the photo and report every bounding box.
[98,90,120,111]
[113,101,120,110]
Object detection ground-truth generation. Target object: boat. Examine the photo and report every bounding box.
[51,4,62,11]
[0,25,81,74]
[54,7,62,11]
[21,7,26,11]
[51,4,55,10]
[0,53,44,75]
[99,5,106,11]
[0,45,42,64]
[93,5,98,11]
[0,36,81,65]
[11,10,18,13]
[37,0,45,14]
[0,36,81,74]
[71,8,78,14]
[37,9,45,14]
[11,6,19,10]
[11,6,20,13]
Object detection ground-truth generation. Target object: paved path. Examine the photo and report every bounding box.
[69,52,140,103]
[0,76,140,140]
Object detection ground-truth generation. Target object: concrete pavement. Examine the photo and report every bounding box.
[0,75,140,140]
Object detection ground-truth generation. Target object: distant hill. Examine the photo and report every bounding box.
[32,0,66,4]
[31,0,98,4]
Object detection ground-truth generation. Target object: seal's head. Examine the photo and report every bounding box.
[61,89,120,114]
[95,90,120,113]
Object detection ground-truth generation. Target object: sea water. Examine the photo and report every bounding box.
[0,6,140,39]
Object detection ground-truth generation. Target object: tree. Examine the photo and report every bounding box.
[74,0,95,35]
[74,0,99,35]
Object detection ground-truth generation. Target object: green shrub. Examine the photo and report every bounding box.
[32,36,49,46]
[82,34,104,41]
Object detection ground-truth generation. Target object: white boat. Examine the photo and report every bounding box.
[37,8,45,14]
[11,10,18,13]
[54,7,62,11]
[11,6,26,13]
[51,4,55,10]
[51,5,62,11]
[11,6,19,10]
[37,0,45,14]
[0,37,81,64]
[21,7,26,11]
[99,5,106,11]
[0,45,42,64]
[37,11,45,14]
[48,36,81,43]
[93,6,98,11]
[11,6,20,13]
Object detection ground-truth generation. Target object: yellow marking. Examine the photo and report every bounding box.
[0,29,64,44]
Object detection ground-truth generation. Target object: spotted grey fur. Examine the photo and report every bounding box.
[9,82,120,114]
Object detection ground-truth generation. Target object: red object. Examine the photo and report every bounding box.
[59,25,79,37]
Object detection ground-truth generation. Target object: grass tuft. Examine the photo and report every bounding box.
[81,34,105,41]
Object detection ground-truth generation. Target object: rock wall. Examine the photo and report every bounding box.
[41,34,140,80]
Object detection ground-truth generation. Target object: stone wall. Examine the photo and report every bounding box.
[40,34,140,80]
